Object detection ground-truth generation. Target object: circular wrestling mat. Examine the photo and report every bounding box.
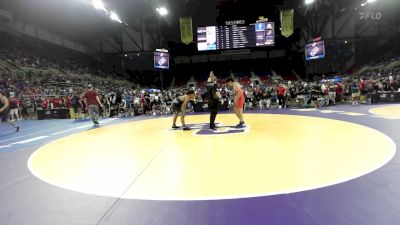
[28,114,396,200]
[369,105,400,119]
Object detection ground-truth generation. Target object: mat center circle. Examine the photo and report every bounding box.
[28,114,396,200]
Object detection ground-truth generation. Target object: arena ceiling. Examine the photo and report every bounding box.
[1,0,398,51]
[0,0,326,45]
[0,0,218,44]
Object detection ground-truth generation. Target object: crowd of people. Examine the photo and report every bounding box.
[1,69,399,124]
[0,31,98,76]
[1,32,400,126]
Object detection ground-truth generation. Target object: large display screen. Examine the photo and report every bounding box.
[197,22,275,51]
[154,50,169,69]
[305,41,326,60]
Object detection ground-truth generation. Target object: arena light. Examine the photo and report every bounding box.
[156,7,168,16]
[367,0,377,3]
[92,0,107,13]
[110,11,122,23]
[305,0,315,5]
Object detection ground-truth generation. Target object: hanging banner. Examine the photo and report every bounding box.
[180,17,193,45]
[280,9,294,38]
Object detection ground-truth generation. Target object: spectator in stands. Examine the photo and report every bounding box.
[335,81,344,103]
[259,98,269,110]
[287,81,297,105]
[25,98,36,120]
[351,81,360,105]
[41,97,49,110]
[100,94,110,117]
[277,83,287,108]
[327,81,336,105]
[359,78,367,103]
[71,91,83,120]
[388,76,398,92]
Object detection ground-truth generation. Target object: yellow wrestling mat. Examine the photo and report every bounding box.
[369,105,400,119]
[28,114,396,200]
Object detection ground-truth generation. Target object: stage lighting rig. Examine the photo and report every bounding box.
[92,0,107,13]
[110,11,122,24]
[156,7,168,16]
[305,0,315,5]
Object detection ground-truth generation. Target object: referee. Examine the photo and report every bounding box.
[207,72,222,130]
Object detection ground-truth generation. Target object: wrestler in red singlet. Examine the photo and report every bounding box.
[226,78,245,127]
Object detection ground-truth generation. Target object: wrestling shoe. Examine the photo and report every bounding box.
[183,127,191,131]
[172,125,180,129]
[236,122,245,127]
